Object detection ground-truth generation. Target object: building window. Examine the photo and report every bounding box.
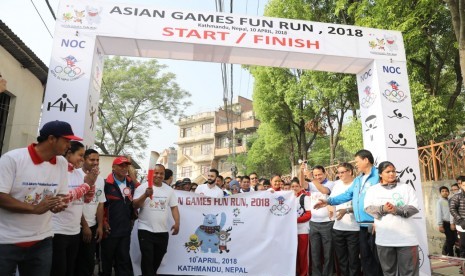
[181,166,192,178]
[202,123,213,133]
[0,93,10,155]
[201,144,212,155]
[183,147,192,156]
[218,136,229,148]
[180,127,192,138]
[201,165,210,175]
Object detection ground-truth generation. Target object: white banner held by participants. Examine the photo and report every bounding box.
[157,191,297,276]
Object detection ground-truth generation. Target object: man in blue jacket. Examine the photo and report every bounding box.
[314,149,382,276]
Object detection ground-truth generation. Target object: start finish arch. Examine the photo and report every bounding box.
[43,1,430,275]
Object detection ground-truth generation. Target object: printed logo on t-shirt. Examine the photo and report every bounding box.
[24,188,56,205]
[148,197,167,210]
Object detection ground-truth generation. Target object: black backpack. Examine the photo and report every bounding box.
[297,194,306,217]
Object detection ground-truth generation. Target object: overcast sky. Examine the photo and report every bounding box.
[0,0,266,168]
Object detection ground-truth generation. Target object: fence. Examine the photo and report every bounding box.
[418,138,465,182]
[320,139,465,182]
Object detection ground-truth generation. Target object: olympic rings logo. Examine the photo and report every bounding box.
[54,65,82,78]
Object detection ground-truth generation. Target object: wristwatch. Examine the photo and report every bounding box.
[346,208,350,213]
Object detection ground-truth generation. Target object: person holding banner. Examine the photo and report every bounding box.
[291,178,311,276]
[133,164,180,276]
[195,168,224,197]
[364,161,419,276]
[101,156,139,276]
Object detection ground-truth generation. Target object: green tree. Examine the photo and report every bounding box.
[96,56,191,158]
[338,116,363,155]
[243,122,290,177]
[439,0,465,99]
[338,0,463,144]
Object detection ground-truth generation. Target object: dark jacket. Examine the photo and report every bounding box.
[103,173,138,238]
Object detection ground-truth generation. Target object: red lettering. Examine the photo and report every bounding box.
[186,29,202,39]
[162,27,174,36]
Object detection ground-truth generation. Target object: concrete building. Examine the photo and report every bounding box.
[176,96,259,182]
[157,146,178,176]
[0,20,48,154]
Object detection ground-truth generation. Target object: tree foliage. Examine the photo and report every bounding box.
[96,56,191,158]
[338,116,363,156]
[338,0,463,144]
[242,123,290,177]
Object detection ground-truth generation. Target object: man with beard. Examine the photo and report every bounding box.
[195,169,224,197]
[133,164,180,276]
[0,120,78,275]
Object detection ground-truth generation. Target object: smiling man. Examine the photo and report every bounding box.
[195,168,224,197]
[133,164,179,276]
[0,120,81,276]
[101,156,139,276]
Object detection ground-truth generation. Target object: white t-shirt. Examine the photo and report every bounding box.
[294,193,311,234]
[81,170,106,227]
[364,183,419,246]
[0,146,69,243]
[331,180,360,231]
[309,180,335,223]
[53,168,86,235]
[134,183,178,233]
[195,183,224,198]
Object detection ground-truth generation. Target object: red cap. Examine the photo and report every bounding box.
[113,156,131,165]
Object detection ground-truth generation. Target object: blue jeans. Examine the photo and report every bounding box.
[0,237,53,276]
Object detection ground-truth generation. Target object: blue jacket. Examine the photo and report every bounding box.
[328,166,379,224]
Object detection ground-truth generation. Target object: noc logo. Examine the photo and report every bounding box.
[51,55,85,81]
[270,196,291,216]
[382,80,407,103]
[360,86,376,108]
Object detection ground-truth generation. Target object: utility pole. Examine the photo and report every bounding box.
[231,127,237,178]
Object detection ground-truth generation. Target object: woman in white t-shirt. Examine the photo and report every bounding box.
[51,141,97,276]
[331,162,361,276]
[364,161,420,276]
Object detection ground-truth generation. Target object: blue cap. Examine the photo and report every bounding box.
[40,120,82,141]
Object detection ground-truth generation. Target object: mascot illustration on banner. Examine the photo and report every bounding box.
[215,227,232,253]
[184,234,202,253]
[194,212,227,253]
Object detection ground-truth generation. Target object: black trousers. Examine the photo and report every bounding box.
[333,229,361,276]
[359,227,383,276]
[51,233,80,276]
[442,221,456,256]
[75,224,99,276]
[101,235,133,276]
[138,230,169,276]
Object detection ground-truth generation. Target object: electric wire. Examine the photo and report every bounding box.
[30,0,53,38]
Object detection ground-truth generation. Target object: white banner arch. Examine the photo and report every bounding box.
[43,1,430,275]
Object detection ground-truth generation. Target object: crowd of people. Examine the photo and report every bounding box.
[436,175,465,266]
[0,114,422,276]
